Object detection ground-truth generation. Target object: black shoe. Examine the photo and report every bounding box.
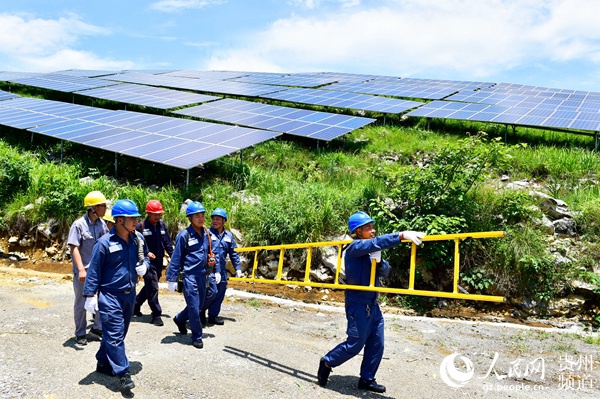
[96,364,114,376]
[174,317,187,334]
[200,311,207,327]
[317,358,331,387]
[133,305,143,317]
[208,316,224,325]
[193,339,204,349]
[76,335,87,345]
[152,316,164,326]
[90,328,102,338]
[119,374,135,392]
[358,378,386,393]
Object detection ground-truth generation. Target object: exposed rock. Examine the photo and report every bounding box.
[553,218,577,236]
[546,295,587,317]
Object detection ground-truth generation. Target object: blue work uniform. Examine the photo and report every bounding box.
[67,213,108,338]
[322,233,400,382]
[207,227,241,319]
[134,219,174,317]
[166,226,211,342]
[83,229,149,379]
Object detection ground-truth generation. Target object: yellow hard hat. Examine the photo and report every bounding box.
[102,208,115,223]
[84,191,107,207]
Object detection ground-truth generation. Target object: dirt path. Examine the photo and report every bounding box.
[1,265,600,399]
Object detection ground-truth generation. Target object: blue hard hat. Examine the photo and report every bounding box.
[348,211,375,233]
[111,199,141,218]
[186,201,206,216]
[211,207,228,220]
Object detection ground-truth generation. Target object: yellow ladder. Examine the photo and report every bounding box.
[232,231,506,302]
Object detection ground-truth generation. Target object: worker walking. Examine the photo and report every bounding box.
[68,190,108,346]
[83,199,149,393]
[317,211,425,393]
[166,201,215,349]
[204,207,242,326]
[133,200,174,326]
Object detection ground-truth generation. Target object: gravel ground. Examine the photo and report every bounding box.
[1,265,600,399]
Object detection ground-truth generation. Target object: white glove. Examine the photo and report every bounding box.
[135,263,147,276]
[236,269,243,278]
[402,231,426,245]
[84,296,98,313]
[370,251,381,262]
[214,272,222,285]
[167,281,177,292]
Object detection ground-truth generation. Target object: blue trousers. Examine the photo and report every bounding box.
[135,265,162,317]
[174,273,206,342]
[208,274,227,318]
[323,301,384,381]
[96,290,135,378]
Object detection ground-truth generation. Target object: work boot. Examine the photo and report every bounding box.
[119,374,135,392]
[200,311,207,327]
[193,339,204,349]
[133,305,142,317]
[152,316,164,326]
[96,364,114,376]
[208,316,224,325]
[358,378,386,393]
[76,335,87,346]
[89,328,102,339]
[317,358,331,387]
[173,317,187,335]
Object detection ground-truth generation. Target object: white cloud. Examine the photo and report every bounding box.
[149,0,226,13]
[0,12,127,72]
[0,13,106,56]
[18,49,134,72]
[206,0,600,80]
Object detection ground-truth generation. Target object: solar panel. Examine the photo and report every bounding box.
[261,88,424,114]
[321,78,492,100]
[9,73,119,93]
[174,98,375,140]
[75,83,220,110]
[102,72,285,97]
[231,72,338,88]
[0,90,19,101]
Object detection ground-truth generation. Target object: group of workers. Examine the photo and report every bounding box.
[68,191,241,392]
[68,191,426,395]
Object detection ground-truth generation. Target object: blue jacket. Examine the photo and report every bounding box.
[136,219,173,269]
[344,233,400,304]
[209,227,241,278]
[166,226,211,282]
[83,229,149,295]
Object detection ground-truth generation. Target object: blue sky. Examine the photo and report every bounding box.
[1,0,600,92]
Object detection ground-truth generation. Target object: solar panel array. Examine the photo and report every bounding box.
[322,78,493,100]
[0,90,19,101]
[261,87,423,114]
[75,83,221,110]
[174,98,375,141]
[230,72,338,88]
[103,72,284,97]
[0,97,280,169]
[405,100,600,131]
[7,73,119,93]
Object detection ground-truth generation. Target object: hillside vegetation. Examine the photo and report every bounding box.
[2,115,600,319]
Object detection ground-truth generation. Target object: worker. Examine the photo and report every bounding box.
[67,190,108,346]
[166,201,216,349]
[317,211,426,393]
[133,200,174,327]
[203,207,242,326]
[83,199,149,393]
[102,208,115,230]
